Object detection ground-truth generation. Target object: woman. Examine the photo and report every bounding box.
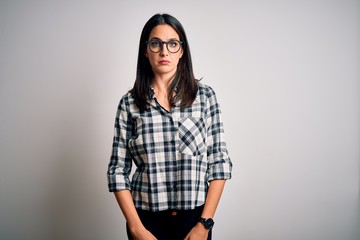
[107,13,232,240]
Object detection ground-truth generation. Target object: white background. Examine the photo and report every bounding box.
[0,0,359,239]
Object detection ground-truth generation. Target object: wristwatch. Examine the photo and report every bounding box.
[198,217,214,230]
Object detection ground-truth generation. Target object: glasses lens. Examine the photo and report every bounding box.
[167,40,181,53]
[149,40,162,53]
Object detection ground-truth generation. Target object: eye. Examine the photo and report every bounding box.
[150,40,161,48]
[168,41,179,48]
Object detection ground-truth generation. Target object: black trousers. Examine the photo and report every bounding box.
[126,205,212,240]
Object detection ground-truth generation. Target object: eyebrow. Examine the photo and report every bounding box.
[149,37,180,41]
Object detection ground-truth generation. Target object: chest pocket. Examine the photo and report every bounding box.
[178,117,206,156]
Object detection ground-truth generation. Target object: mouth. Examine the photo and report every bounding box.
[159,60,170,65]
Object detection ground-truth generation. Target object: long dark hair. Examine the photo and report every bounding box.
[130,13,198,112]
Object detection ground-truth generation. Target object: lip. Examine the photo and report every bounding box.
[159,60,170,65]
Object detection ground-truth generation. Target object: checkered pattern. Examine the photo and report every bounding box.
[107,83,232,211]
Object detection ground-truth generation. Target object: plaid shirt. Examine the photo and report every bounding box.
[107,83,232,211]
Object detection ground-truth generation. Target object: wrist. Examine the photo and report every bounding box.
[128,221,146,235]
[130,225,149,239]
[196,222,209,232]
[198,217,215,230]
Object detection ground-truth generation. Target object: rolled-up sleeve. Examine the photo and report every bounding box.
[205,87,232,181]
[107,96,134,192]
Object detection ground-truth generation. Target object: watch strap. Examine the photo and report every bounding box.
[198,217,214,229]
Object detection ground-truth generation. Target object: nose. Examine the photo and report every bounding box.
[160,43,169,56]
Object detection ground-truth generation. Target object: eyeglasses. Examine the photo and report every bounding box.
[146,39,183,53]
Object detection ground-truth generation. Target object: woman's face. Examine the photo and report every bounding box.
[145,24,183,79]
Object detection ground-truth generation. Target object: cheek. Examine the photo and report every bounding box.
[147,55,158,68]
[178,48,184,59]
[174,54,182,65]
[174,58,181,66]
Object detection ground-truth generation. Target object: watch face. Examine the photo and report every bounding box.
[204,218,214,229]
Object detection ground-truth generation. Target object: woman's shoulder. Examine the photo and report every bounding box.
[197,81,217,97]
[117,90,136,107]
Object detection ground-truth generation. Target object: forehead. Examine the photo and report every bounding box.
[149,24,180,40]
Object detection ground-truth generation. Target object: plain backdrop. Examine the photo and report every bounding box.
[0,0,359,239]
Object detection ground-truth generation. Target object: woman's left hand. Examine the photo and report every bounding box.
[184,223,209,240]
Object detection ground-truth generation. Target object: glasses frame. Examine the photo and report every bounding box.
[146,39,184,53]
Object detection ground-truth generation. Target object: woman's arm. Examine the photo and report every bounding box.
[113,190,157,240]
[200,179,226,219]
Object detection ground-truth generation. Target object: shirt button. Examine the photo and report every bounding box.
[171,211,177,216]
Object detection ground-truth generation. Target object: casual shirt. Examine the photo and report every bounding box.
[107,83,232,212]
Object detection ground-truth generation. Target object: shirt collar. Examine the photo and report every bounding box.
[147,86,179,99]
[148,86,155,99]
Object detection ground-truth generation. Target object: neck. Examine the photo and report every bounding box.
[152,73,175,93]
[151,79,172,111]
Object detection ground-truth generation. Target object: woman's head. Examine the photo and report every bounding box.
[145,23,184,79]
[132,13,198,112]
[138,13,191,78]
